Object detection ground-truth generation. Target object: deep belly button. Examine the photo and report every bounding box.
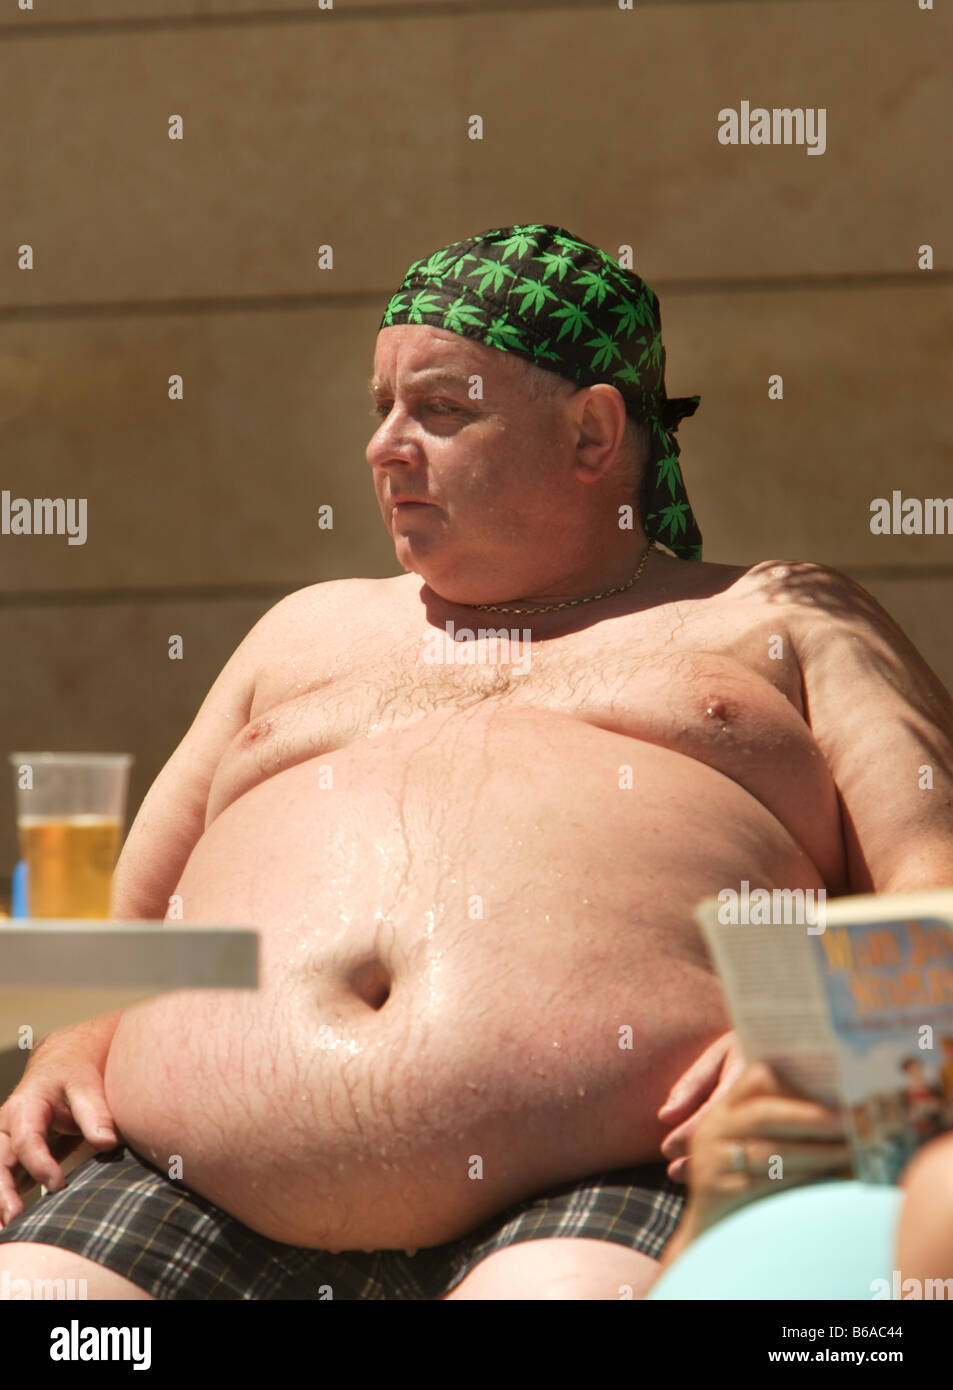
[347,959,392,1011]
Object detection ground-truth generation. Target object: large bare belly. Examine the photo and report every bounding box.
[105,705,823,1249]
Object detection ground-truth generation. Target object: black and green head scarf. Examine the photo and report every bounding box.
[380,223,702,559]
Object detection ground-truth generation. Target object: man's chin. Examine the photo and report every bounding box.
[392,539,425,576]
[391,532,449,578]
[390,535,498,603]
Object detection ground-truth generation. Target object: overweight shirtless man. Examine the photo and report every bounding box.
[2,224,953,1301]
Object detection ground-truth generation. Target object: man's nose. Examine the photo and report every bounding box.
[365,407,421,469]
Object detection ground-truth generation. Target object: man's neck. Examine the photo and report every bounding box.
[417,537,661,624]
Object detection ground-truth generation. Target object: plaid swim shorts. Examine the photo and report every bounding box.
[0,1146,684,1300]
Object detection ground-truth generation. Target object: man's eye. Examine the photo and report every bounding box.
[369,400,465,421]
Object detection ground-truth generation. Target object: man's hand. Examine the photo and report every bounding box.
[657,1031,746,1181]
[0,1014,122,1228]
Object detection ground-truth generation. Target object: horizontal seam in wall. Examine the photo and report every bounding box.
[0,0,874,43]
[1,273,949,324]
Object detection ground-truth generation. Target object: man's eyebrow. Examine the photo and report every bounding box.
[367,370,471,396]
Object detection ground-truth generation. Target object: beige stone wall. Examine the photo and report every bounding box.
[1,0,950,875]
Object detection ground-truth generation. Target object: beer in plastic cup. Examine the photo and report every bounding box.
[9,753,133,919]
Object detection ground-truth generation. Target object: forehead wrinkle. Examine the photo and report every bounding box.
[368,369,475,396]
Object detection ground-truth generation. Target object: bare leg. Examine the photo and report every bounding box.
[0,1243,155,1300]
[442,1237,660,1300]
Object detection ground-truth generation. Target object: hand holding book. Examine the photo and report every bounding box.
[664,1062,851,1264]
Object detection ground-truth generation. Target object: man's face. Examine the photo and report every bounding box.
[366,326,577,602]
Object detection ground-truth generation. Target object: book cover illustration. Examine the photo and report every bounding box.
[811,916,953,1183]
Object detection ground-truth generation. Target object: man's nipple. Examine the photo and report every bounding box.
[703,698,734,729]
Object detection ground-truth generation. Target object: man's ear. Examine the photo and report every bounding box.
[569,384,628,482]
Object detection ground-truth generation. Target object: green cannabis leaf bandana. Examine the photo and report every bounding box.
[381,224,702,560]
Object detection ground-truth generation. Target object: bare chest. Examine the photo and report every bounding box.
[205,610,844,885]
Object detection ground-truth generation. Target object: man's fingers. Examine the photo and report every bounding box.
[0,1131,28,1227]
[64,1083,118,1150]
[11,1129,70,1194]
[0,1170,28,1221]
[6,1096,74,1191]
[0,1081,117,1225]
[0,1189,25,1229]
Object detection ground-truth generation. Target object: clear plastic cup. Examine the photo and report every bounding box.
[9,753,133,919]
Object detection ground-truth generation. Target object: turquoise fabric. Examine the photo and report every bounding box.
[648,1181,903,1300]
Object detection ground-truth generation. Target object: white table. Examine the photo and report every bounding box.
[0,921,258,1043]
[0,921,259,1198]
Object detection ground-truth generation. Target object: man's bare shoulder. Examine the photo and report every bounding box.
[711,556,872,617]
[673,558,909,668]
[652,553,848,611]
[724,557,879,623]
[726,560,939,691]
[253,574,411,639]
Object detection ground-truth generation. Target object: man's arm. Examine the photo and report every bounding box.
[777,562,953,893]
[112,592,296,919]
[1,587,315,1221]
[659,563,953,1178]
[114,577,365,917]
